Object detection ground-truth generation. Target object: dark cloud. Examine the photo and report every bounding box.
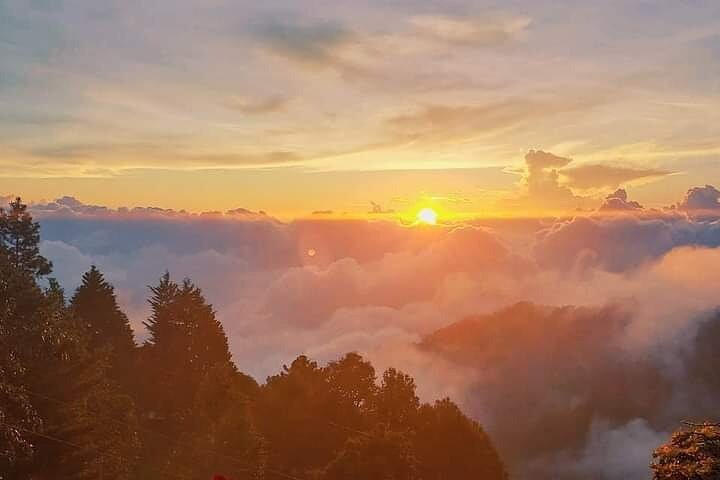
[598,189,643,212]
[535,213,720,272]
[677,184,720,211]
[253,19,352,67]
[420,302,677,479]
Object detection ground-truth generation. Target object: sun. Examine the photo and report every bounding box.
[416,207,438,225]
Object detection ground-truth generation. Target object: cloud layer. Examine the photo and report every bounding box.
[13,186,720,479]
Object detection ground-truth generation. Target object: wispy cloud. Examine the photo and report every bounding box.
[560,164,673,190]
[224,95,293,115]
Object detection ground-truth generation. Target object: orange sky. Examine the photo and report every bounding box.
[1,1,719,217]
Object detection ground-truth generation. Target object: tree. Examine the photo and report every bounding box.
[256,355,340,476]
[70,266,136,383]
[376,368,419,431]
[322,427,419,480]
[414,398,507,480]
[652,422,720,480]
[19,282,140,480]
[137,273,250,479]
[139,275,234,417]
[0,343,41,473]
[0,197,51,277]
[0,199,139,479]
[169,364,265,480]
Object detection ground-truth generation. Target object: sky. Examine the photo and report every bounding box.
[4,2,720,476]
[2,0,719,217]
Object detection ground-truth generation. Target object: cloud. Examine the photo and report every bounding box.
[500,150,594,213]
[254,14,532,77]
[24,190,720,480]
[409,15,531,47]
[385,99,596,147]
[598,188,643,211]
[420,250,720,480]
[224,95,293,115]
[560,164,672,190]
[534,213,720,272]
[677,184,720,211]
[253,19,353,69]
[551,420,667,480]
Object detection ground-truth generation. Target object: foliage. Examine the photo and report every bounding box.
[0,197,51,277]
[322,428,419,480]
[652,422,720,480]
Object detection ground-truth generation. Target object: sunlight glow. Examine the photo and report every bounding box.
[417,207,438,225]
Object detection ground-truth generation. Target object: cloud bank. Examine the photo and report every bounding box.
[8,185,720,479]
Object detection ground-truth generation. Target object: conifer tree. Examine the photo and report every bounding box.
[137,273,253,479]
[0,197,51,277]
[0,198,139,479]
[70,266,136,383]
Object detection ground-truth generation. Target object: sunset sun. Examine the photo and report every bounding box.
[417,207,438,225]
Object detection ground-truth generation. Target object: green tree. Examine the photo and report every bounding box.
[322,427,419,480]
[257,356,339,476]
[21,282,140,480]
[137,273,254,479]
[652,422,720,480]
[376,368,419,431]
[0,197,51,277]
[70,266,136,383]
[170,364,265,480]
[0,343,41,474]
[0,198,139,479]
[414,398,507,480]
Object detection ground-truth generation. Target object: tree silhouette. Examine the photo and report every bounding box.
[0,197,51,277]
[71,265,136,385]
[414,398,508,480]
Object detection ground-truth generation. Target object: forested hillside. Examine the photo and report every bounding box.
[0,197,507,479]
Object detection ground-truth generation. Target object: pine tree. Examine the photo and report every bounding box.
[70,266,136,383]
[0,199,139,479]
[0,197,52,277]
[137,273,249,479]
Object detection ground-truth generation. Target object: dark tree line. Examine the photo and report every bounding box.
[0,198,508,480]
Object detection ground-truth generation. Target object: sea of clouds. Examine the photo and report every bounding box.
[6,183,720,480]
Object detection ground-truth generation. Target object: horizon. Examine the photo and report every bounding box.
[3,2,720,480]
